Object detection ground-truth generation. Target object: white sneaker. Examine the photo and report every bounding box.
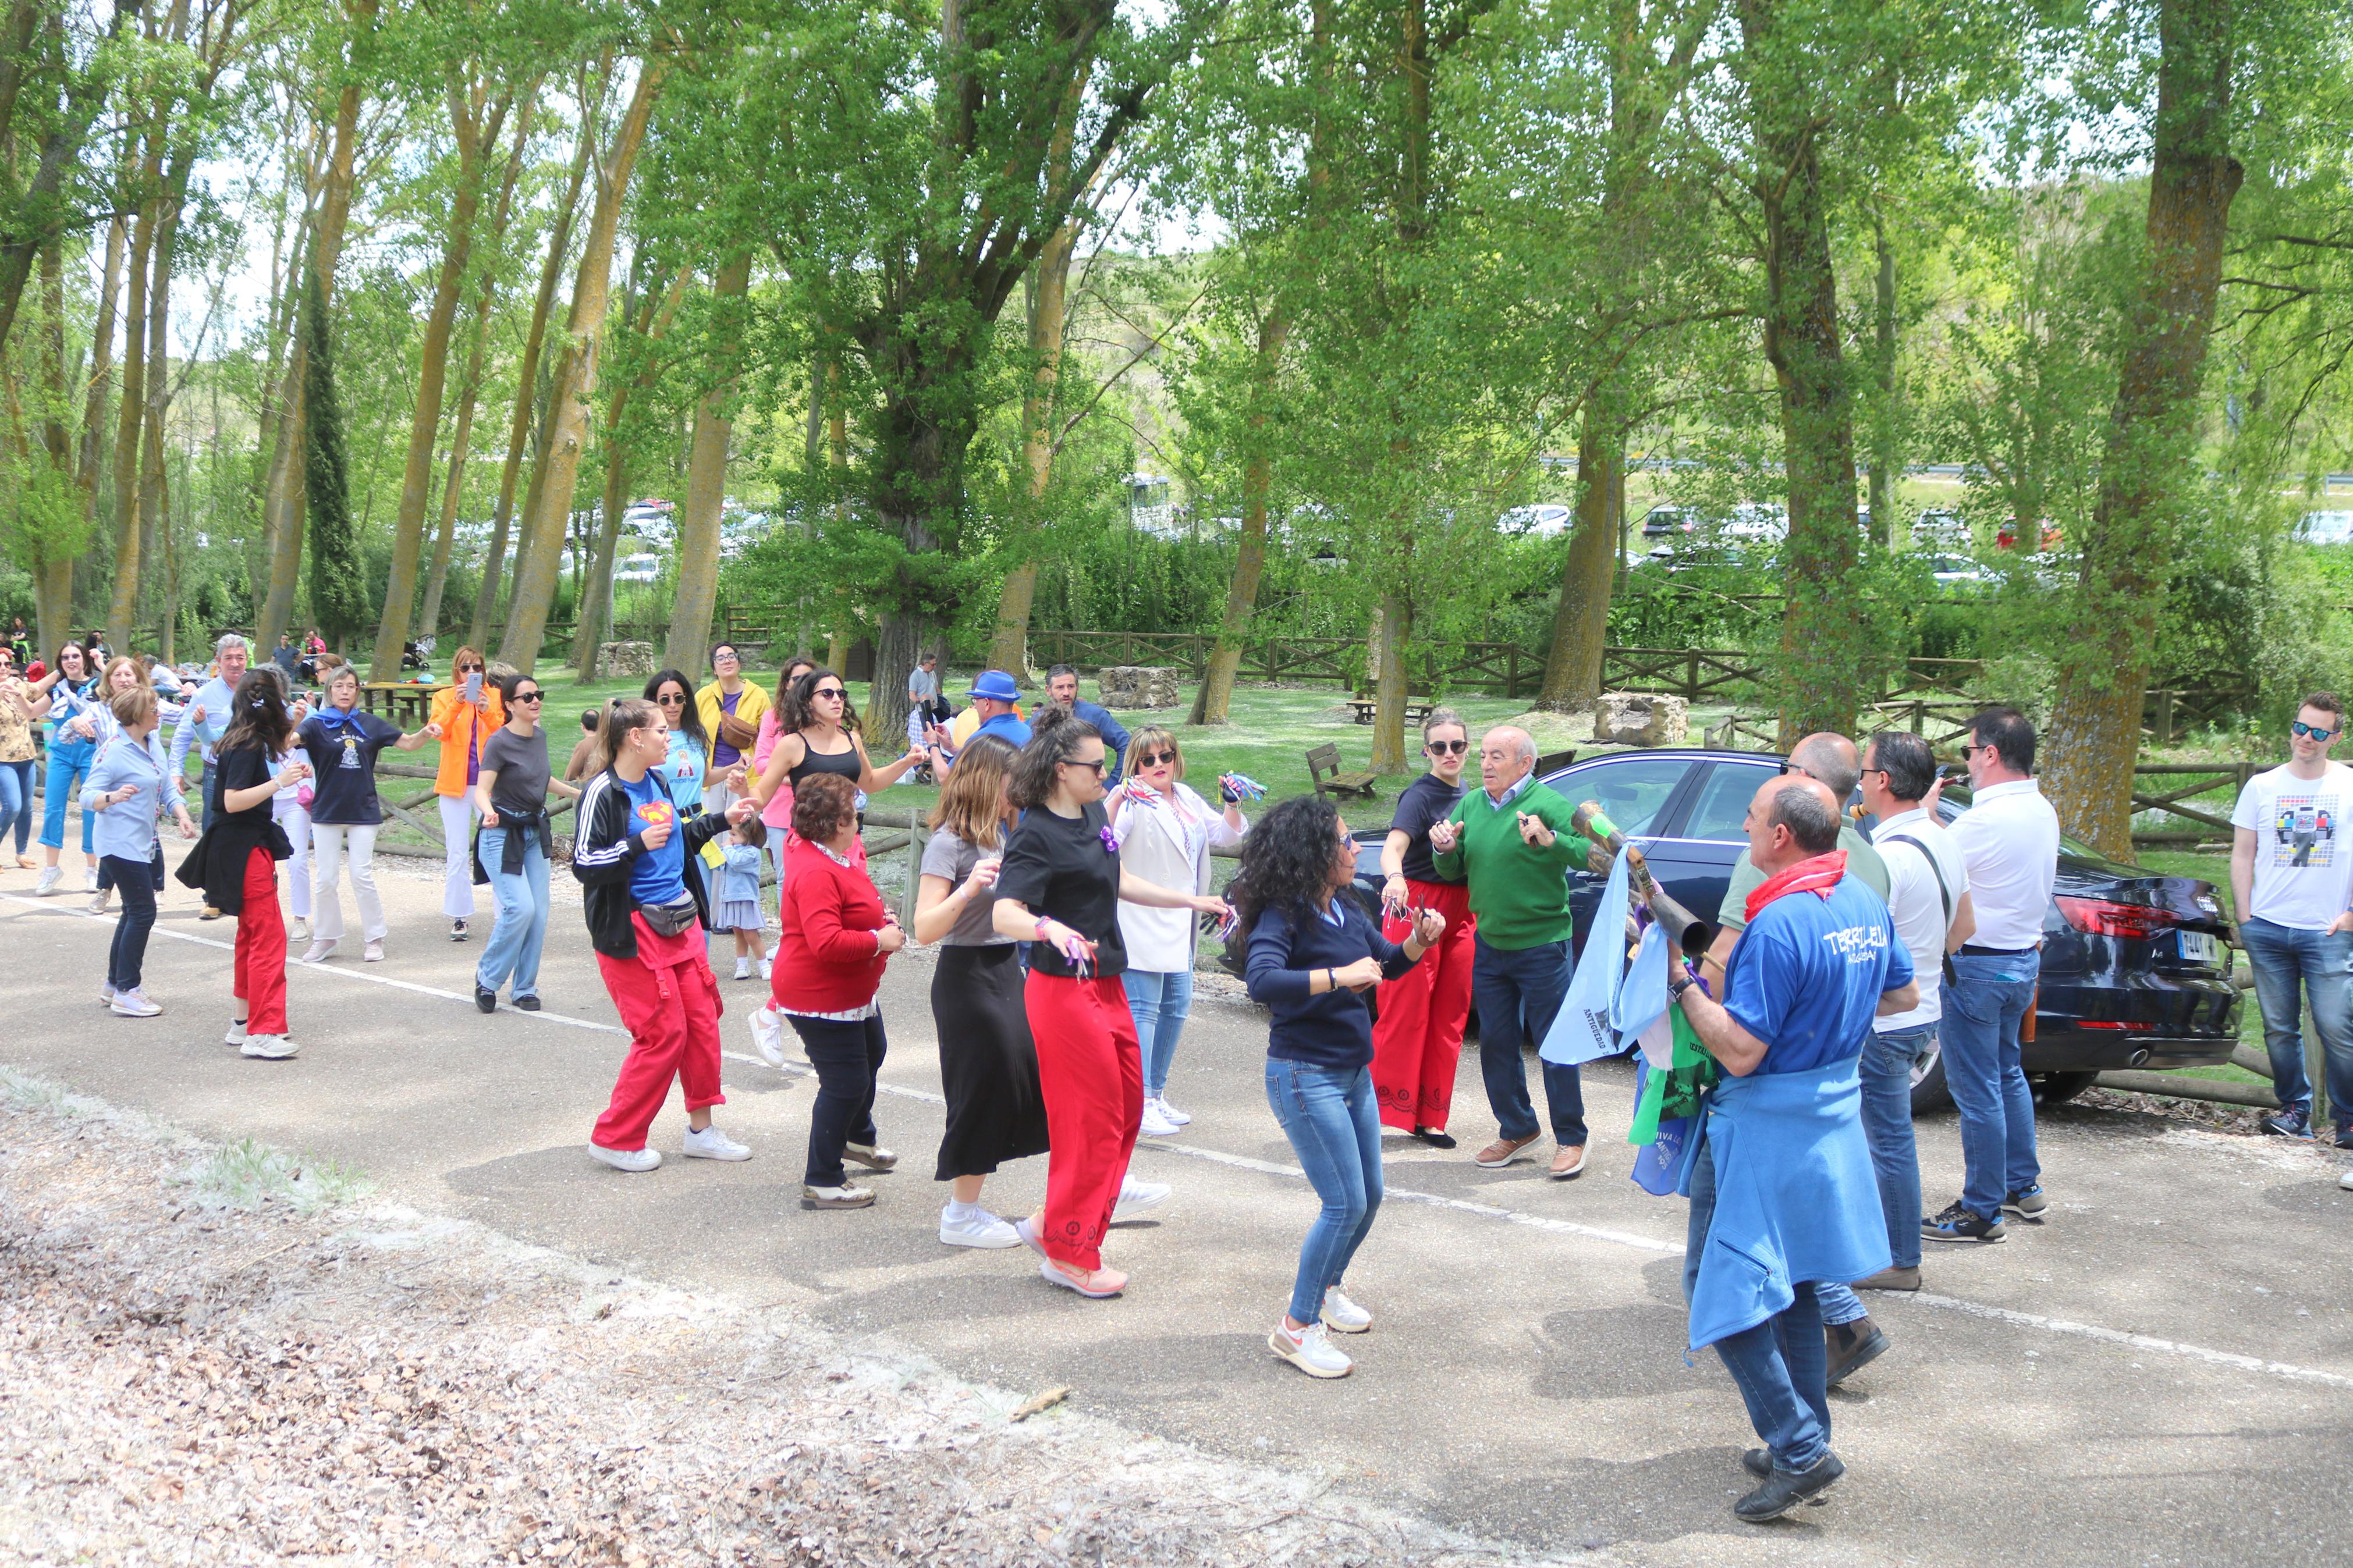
[239,1033,299,1060]
[32,866,59,895]
[1157,1096,1193,1127]
[86,887,109,915]
[224,1018,249,1047]
[1138,1100,1181,1138]
[109,988,161,1018]
[289,918,310,942]
[80,866,97,893]
[98,984,116,1007]
[1269,1320,1353,1378]
[1321,1286,1372,1334]
[758,956,772,981]
[301,938,336,965]
[939,1205,1021,1249]
[682,1125,751,1161]
[2341,1169,2353,1192]
[748,1004,786,1068]
[1111,1175,1170,1222]
[589,1144,661,1173]
[733,957,752,980]
[361,938,384,963]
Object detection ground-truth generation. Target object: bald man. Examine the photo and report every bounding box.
[1429,725,1592,1176]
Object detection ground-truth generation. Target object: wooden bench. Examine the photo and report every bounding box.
[1346,698,1433,726]
[362,681,448,726]
[1307,742,1378,799]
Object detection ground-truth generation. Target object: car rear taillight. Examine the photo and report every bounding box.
[2055,897,2181,940]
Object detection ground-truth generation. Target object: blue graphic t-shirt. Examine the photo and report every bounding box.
[621,769,688,907]
[1723,874,1914,1074]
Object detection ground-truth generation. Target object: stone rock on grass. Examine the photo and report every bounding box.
[594,640,659,681]
[1592,692,1687,748]
[1100,665,1182,709]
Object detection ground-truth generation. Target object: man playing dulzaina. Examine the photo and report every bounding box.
[1668,776,1918,1523]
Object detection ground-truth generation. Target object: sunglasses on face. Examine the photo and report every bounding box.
[1426,739,1469,755]
[513,691,544,704]
[1137,749,1177,768]
[655,692,687,705]
[813,687,846,701]
[2296,721,2338,741]
[459,663,484,673]
[1061,758,1108,774]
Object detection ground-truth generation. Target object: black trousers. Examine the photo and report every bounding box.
[787,1011,887,1186]
[103,852,158,991]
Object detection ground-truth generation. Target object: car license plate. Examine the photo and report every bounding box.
[2177,930,2221,965]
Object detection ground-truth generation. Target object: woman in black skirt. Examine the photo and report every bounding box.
[911,733,1050,1249]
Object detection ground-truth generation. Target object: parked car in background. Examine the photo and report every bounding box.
[1911,508,1969,548]
[1231,746,2242,1116]
[612,552,664,585]
[1639,503,1706,539]
[1500,503,1575,536]
[2296,509,2353,545]
[1917,552,1999,593]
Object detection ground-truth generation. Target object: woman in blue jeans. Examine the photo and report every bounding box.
[1236,794,1446,1379]
[470,673,577,1010]
[31,640,101,893]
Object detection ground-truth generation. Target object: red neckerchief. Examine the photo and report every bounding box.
[1742,849,1847,923]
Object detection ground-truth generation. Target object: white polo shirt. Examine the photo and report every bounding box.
[1946,777,2059,950]
[1871,807,1970,1030]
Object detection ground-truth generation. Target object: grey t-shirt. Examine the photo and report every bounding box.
[480,726,552,819]
[921,827,1009,945]
[1717,825,1890,932]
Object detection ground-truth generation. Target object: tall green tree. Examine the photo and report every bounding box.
[301,267,370,649]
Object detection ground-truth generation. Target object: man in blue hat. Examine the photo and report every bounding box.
[931,671,1031,773]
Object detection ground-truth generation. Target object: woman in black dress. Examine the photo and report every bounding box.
[910,734,1049,1249]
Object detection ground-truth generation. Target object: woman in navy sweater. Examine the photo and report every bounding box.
[1236,795,1446,1379]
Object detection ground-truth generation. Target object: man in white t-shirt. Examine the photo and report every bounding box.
[2230,692,2353,1147]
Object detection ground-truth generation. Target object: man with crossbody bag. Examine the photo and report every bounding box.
[1820,733,1975,1347]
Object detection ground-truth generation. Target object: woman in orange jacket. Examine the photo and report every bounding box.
[428,647,506,940]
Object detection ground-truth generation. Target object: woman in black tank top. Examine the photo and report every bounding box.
[741,666,927,823]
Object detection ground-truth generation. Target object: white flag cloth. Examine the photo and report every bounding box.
[1541,847,1633,1066]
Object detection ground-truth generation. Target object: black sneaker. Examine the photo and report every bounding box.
[1921,1201,2006,1244]
[474,984,496,1014]
[2261,1105,2312,1139]
[515,995,542,1012]
[2002,1185,2048,1219]
[1733,1452,1845,1523]
[2336,1123,2353,1151]
[1824,1318,1887,1386]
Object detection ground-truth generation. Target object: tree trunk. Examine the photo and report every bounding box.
[1865,201,1896,546]
[27,237,74,657]
[1742,0,1867,742]
[104,184,158,652]
[0,4,122,364]
[371,84,509,679]
[1372,592,1411,773]
[498,59,665,675]
[58,215,123,656]
[1536,413,1623,713]
[134,177,180,655]
[2042,0,2240,856]
[574,265,689,681]
[469,112,591,652]
[666,248,751,674]
[420,311,491,648]
[1190,307,1287,726]
[257,0,375,650]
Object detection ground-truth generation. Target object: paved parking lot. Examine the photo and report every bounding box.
[5,858,2351,1566]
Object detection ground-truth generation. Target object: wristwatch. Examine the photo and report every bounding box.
[1669,970,1696,1001]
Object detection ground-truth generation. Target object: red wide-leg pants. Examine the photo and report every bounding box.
[591,916,727,1153]
[1370,879,1475,1132]
[232,847,289,1034]
[1024,971,1143,1272]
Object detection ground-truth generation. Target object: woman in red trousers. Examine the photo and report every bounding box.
[175,673,308,1059]
[990,707,1231,1298]
[1371,707,1478,1145]
[573,696,755,1173]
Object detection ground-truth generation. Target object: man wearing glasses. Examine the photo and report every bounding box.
[2230,693,2353,1147]
[1926,706,2060,1243]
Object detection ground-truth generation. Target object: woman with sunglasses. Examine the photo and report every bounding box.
[471,673,580,1011]
[294,663,439,963]
[1370,707,1478,1148]
[643,668,714,817]
[0,647,42,871]
[694,642,769,819]
[743,667,927,827]
[1105,725,1247,1137]
[29,640,101,894]
[428,646,506,941]
[750,653,818,848]
[989,707,1233,1298]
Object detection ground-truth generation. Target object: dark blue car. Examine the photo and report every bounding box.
[1276,747,2242,1117]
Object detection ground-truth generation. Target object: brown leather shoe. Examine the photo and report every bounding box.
[1549,1144,1588,1180]
[1854,1264,1921,1292]
[1474,1133,1542,1168]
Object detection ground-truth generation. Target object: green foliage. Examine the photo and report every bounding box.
[301,268,370,650]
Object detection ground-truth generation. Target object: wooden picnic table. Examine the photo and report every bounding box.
[1347,698,1432,726]
[361,681,448,726]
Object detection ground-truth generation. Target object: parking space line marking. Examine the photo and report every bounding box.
[12,893,2351,1390]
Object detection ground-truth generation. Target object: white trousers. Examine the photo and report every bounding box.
[279,802,313,920]
[438,794,477,918]
[311,822,386,943]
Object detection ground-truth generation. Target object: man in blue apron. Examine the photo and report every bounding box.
[1668,774,1917,1523]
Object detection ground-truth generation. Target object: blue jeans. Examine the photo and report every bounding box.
[1942,951,2042,1221]
[41,739,94,854]
[474,827,551,1000]
[1471,935,1587,1145]
[195,758,215,832]
[103,854,158,991]
[1684,1136,1830,1471]
[0,758,31,854]
[1124,968,1195,1100]
[1815,1023,1937,1325]
[1265,1058,1383,1325]
[2239,916,2353,1132]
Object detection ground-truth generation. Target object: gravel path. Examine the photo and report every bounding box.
[0,1075,1581,1567]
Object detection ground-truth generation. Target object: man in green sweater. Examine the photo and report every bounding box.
[1431,725,1592,1177]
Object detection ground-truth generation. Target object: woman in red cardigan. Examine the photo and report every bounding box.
[773,773,906,1209]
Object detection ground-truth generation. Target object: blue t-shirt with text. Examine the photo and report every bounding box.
[1723,874,1912,1074]
[620,769,688,908]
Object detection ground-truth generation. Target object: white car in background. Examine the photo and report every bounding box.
[612,552,663,585]
[2297,510,2353,545]
[1499,503,1575,536]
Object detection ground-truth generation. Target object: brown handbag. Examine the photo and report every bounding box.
[717,710,760,752]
